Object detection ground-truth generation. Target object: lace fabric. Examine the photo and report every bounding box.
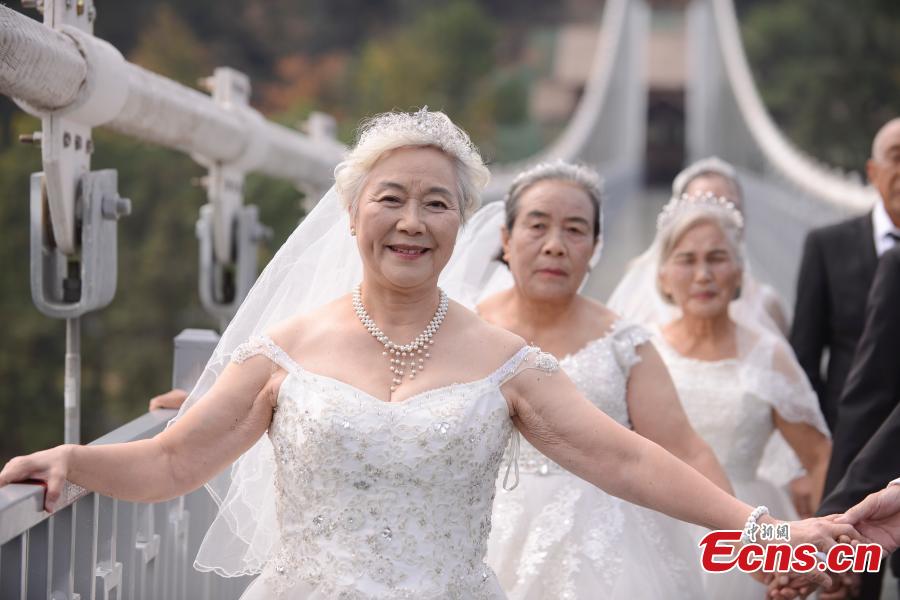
[486,319,704,600]
[226,338,542,599]
[651,325,829,484]
[510,320,649,478]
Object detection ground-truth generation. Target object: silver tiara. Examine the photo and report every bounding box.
[656,191,744,232]
[355,106,483,166]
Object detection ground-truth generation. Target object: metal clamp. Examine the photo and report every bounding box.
[196,203,271,328]
[30,169,129,319]
[94,561,123,596]
[135,533,160,565]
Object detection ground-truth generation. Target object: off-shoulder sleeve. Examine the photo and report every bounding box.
[608,320,653,375]
[496,345,560,386]
[230,335,299,373]
[738,333,829,486]
[746,335,830,437]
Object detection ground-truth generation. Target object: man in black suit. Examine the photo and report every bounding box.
[790,118,900,431]
[816,245,900,599]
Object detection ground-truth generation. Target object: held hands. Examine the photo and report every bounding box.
[834,484,900,552]
[767,571,860,600]
[772,516,864,554]
[766,480,900,598]
[0,445,74,512]
[754,518,866,598]
[764,533,860,599]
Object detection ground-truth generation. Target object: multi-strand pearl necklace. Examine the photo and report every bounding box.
[352,285,449,392]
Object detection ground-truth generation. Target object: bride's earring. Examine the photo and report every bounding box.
[350,226,357,237]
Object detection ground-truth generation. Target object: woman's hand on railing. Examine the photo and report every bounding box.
[0,445,74,512]
[148,388,189,411]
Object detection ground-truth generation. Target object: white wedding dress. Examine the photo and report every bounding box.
[227,335,546,599]
[486,320,706,600]
[652,327,830,600]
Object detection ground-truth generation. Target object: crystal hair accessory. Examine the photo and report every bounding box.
[355,107,483,167]
[656,191,745,233]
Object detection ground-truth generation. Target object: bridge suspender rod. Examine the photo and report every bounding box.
[64,318,81,444]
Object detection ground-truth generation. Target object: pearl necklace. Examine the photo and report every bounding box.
[352,285,449,392]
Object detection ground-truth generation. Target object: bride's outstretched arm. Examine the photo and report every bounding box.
[0,355,279,509]
[502,362,858,549]
[626,343,734,494]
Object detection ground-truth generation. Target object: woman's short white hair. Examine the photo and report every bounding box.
[655,205,744,304]
[503,159,604,239]
[334,109,490,222]
[672,156,743,206]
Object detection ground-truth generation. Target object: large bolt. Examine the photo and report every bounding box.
[102,196,132,220]
[22,0,44,12]
[19,132,43,146]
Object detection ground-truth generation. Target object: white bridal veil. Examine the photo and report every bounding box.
[174,185,365,576]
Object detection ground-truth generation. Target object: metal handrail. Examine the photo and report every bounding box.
[0,410,251,600]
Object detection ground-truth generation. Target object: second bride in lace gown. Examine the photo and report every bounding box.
[446,161,732,599]
[625,192,833,599]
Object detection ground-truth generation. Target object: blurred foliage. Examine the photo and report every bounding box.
[0,0,560,459]
[740,0,900,172]
[352,1,501,152]
[3,0,895,460]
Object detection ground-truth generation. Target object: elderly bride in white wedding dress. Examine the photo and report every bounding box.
[0,109,856,599]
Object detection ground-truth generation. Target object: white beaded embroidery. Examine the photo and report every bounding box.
[230,338,540,598]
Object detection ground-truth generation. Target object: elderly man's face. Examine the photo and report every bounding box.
[867,122,900,227]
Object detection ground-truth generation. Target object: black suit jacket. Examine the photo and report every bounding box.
[823,244,900,496]
[818,246,900,582]
[819,403,900,579]
[790,213,878,430]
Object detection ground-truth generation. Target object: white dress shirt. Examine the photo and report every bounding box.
[872,200,900,257]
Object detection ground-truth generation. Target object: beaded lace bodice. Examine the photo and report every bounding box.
[656,350,770,482]
[231,336,553,599]
[651,330,829,483]
[514,320,651,477]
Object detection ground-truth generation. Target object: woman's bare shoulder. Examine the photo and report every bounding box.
[266,294,354,351]
[474,288,513,324]
[449,300,526,358]
[575,296,622,337]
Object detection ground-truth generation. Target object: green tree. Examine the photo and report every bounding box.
[741,0,900,171]
[353,0,498,140]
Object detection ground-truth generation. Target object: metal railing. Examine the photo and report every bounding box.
[0,410,251,600]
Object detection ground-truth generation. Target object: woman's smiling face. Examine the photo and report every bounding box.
[352,145,462,291]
